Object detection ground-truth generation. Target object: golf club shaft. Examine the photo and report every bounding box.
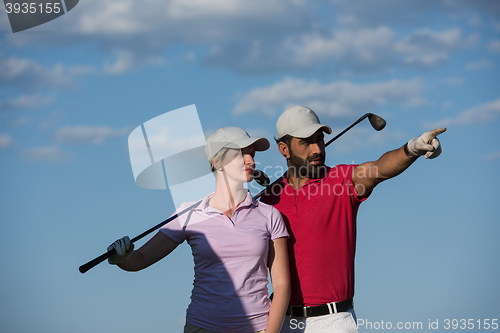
[79,200,202,273]
[80,168,269,274]
[253,113,373,200]
[324,113,371,147]
[80,113,379,273]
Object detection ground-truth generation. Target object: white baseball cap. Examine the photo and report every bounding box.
[276,106,332,139]
[205,126,270,161]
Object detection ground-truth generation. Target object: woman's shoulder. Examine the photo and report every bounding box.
[176,192,213,212]
[255,200,281,216]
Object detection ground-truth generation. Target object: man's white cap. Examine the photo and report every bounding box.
[276,106,332,139]
[205,126,270,161]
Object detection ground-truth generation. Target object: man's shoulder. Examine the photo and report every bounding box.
[328,163,358,171]
[260,179,286,205]
[325,164,358,179]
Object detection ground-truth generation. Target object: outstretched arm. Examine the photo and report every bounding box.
[108,232,179,272]
[352,127,446,198]
[266,237,291,333]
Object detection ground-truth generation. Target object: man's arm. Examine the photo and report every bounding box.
[352,127,446,198]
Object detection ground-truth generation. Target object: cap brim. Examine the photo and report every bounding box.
[287,124,332,139]
[231,137,270,152]
[207,137,270,160]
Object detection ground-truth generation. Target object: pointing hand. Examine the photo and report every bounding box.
[407,127,447,159]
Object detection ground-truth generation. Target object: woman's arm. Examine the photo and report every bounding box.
[266,237,291,333]
[114,231,179,272]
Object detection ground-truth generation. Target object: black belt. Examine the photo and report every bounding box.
[286,299,353,318]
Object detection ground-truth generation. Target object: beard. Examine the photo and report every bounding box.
[288,151,327,179]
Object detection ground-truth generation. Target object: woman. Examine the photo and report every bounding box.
[108,126,290,333]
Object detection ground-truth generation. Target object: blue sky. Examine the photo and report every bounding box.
[1,1,499,332]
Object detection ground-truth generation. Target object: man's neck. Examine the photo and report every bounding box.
[286,165,329,190]
[287,174,309,190]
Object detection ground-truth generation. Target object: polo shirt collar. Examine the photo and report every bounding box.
[281,167,331,189]
[197,190,257,214]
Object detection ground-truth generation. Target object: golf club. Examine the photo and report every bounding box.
[253,112,386,200]
[80,113,385,273]
[324,113,386,147]
[79,168,271,274]
[253,169,270,187]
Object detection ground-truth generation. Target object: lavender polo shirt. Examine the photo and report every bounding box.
[160,191,288,333]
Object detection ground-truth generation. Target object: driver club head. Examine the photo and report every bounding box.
[253,169,270,187]
[368,114,387,131]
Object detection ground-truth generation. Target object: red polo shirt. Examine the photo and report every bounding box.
[261,164,367,306]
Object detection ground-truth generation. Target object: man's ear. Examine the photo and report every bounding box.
[278,141,290,159]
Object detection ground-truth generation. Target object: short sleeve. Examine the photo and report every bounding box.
[159,202,194,244]
[341,164,370,205]
[269,206,289,240]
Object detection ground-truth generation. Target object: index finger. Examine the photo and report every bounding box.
[427,127,447,138]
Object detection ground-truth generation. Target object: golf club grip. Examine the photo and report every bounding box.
[79,219,167,274]
[79,200,203,274]
[79,248,117,274]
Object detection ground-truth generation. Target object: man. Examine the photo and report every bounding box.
[260,106,446,333]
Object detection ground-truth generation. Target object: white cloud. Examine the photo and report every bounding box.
[166,0,305,20]
[466,59,496,70]
[467,14,483,27]
[55,126,130,145]
[103,50,163,74]
[68,0,306,36]
[11,116,34,127]
[483,150,500,161]
[77,1,147,34]
[0,53,94,91]
[39,110,65,130]
[205,25,476,73]
[395,28,463,53]
[332,0,435,27]
[0,53,72,91]
[402,52,448,68]
[67,65,97,76]
[9,94,54,109]
[285,26,396,70]
[233,77,425,117]
[442,101,453,110]
[394,28,477,68]
[0,134,12,148]
[332,0,500,27]
[8,0,454,75]
[428,98,500,127]
[443,77,465,86]
[0,94,54,112]
[20,146,73,162]
[6,0,309,74]
[0,0,491,75]
[488,40,500,54]
[459,0,500,17]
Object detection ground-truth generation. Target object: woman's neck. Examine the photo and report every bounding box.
[210,173,247,218]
